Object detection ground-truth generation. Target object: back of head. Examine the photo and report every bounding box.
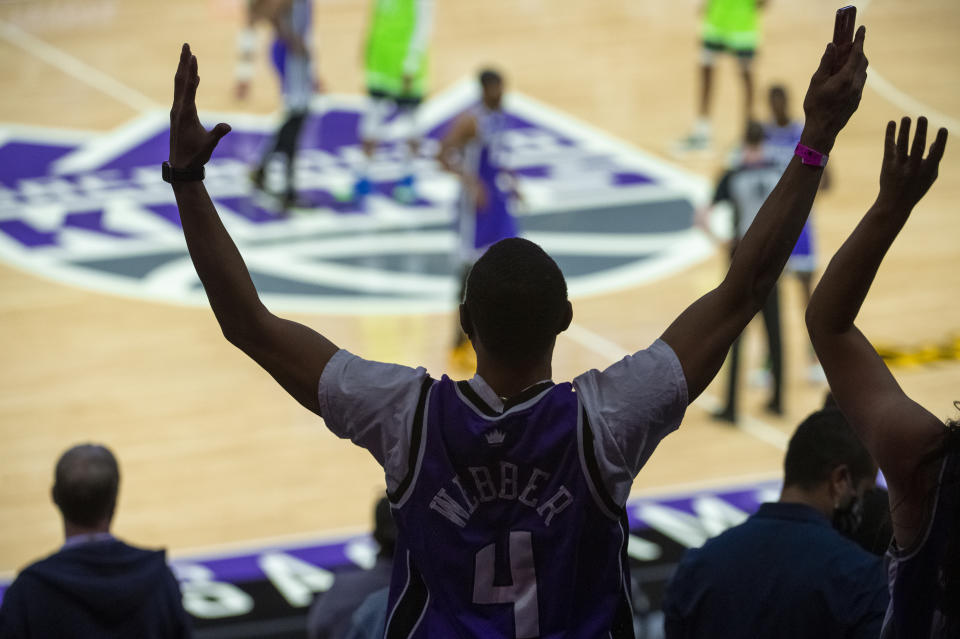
[783,409,876,490]
[52,443,120,528]
[768,84,789,120]
[744,120,766,147]
[478,68,503,90]
[478,67,504,108]
[464,238,569,365]
[768,84,787,104]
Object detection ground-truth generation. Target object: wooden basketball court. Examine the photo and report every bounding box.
[1,0,958,579]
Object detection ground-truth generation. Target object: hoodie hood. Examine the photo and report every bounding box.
[23,539,171,621]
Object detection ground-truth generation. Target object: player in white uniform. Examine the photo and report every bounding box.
[236,0,316,210]
[438,70,519,370]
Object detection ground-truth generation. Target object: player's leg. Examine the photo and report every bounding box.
[737,50,756,122]
[251,38,290,191]
[787,220,825,381]
[452,262,471,349]
[761,282,783,416]
[392,97,423,204]
[277,49,313,207]
[675,42,720,154]
[714,336,741,423]
[353,92,393,200]
[253,39,312,207]
[276,109,308,205]
[727,1,760,123]
[675,0,732,153]
[449,221,476,371]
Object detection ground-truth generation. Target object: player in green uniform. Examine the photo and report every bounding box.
[353,0,434,204]
[675,0,765,154]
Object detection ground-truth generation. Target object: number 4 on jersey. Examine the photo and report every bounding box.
[472,531,540,638]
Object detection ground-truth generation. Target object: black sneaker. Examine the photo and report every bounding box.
[712,409,737,424]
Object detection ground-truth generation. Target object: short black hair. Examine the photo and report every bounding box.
[478,68,503,88]
[783,409,876,489]
[744,120,765,146]
[464,238,569,364]
[769,84,788,100]
[52,444,120,528]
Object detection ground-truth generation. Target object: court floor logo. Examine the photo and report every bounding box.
[0,81,710,314]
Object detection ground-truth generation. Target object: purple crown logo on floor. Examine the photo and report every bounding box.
[0,82,710,314]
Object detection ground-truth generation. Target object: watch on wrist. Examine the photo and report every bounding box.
[794,143,828,168]
[161,161,205,183]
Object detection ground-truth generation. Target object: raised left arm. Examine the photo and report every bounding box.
[806,117,948,484]
[169,45,337,416]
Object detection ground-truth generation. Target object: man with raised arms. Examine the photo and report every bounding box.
[162,21,867,636]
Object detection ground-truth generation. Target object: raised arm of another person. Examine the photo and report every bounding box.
[168,44,337,415]
[806,117,948,547]
[661,26,868,400]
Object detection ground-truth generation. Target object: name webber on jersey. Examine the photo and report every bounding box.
[428,461,574,528]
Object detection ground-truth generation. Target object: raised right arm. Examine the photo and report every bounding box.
[662,27,869,400]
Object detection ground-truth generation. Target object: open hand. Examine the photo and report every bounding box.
[169,44,231,170]
[878,116,948,211]
[801,25,868,153]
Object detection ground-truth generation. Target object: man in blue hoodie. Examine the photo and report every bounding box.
[0,444,192,638]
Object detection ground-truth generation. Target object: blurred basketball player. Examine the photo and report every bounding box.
[353,0,434,204]
[696,121,783,422]
[166,19,868,635]
[236,0,316,210]
[438,69,519,369]
[765,84,830,381]
[675,0,766,153]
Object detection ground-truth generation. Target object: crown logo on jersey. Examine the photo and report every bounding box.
[485,429,506,446]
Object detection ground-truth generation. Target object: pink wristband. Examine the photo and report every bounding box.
[795,143,828,167]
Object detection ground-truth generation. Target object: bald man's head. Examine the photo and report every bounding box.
[52,444,120,528]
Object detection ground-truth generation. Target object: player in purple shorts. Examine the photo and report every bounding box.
[164,22,868,636]
[438,69,519,370]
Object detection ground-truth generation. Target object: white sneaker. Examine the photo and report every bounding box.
[671,119,712,156]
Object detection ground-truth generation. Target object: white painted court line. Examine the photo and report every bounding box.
[0,19,157,112]
[854,0,960,132]
[867,69,960,132]
[564,322,789,451]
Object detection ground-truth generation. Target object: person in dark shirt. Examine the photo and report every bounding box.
[307,497,396,639]
[0,443,191,639]
[663,408,888,639]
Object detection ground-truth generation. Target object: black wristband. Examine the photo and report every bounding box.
[162,161,205,183]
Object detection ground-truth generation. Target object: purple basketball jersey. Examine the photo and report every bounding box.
[384,377,634,638]
[457,105,518,260]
